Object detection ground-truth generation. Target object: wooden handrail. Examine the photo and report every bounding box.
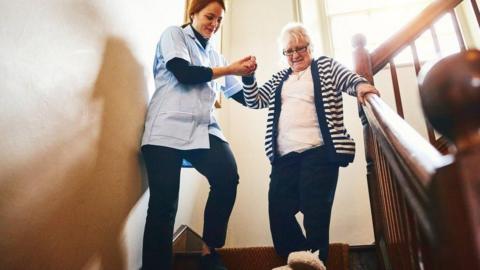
[363,93,453,242]
[359,50,480,270]
[363,94,451,185]
[370,0,463,73]
[351,0,480,266]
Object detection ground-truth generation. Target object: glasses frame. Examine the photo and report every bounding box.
[283,44,310,56]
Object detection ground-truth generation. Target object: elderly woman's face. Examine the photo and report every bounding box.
[284,39,312,72]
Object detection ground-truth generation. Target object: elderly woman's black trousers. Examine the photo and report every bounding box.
[268,146,339,263]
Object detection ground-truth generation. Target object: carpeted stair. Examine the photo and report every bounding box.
[174,244,349,270]
[218,244,349,270]
[173,225,350,270]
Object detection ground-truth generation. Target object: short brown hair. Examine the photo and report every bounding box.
[187,0,226,22]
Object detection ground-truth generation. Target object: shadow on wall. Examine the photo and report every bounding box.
[0,37,148,269]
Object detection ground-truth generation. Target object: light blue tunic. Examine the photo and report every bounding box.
[142,25,242,149]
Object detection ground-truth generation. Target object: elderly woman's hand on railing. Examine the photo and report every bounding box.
[356,82,380,105]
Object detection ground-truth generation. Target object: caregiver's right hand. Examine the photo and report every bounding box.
[229,55,257,76]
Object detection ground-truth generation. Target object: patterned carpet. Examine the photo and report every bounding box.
[218,244,349,270]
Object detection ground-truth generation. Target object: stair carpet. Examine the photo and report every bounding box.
[174,244,349,270]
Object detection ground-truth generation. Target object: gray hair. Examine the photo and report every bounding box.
[278,22,313,52]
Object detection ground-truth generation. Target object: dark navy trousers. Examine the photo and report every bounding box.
[141,135,239,270]
[269,146,339,262]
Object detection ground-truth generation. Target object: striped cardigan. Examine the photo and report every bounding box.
[242,56,367,165]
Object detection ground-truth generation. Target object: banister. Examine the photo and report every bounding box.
[361,49,480,269]
[370,0,463,73]
[363,94,452,184]
[419,49,480,269]
[362,93,453,242]
[351,0,479,264]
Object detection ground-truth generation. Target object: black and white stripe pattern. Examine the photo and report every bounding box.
[243,56,367,164]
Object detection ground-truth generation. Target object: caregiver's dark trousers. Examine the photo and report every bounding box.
[141,135,239,270]
[269,146,339,263]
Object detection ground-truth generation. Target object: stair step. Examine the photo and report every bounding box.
[174,244,349,270]
[172,225,352,270]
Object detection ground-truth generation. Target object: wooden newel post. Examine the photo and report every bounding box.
[352,33,374,84]
[418,49,480,270]
[352,33,375,127]
[419,49,480,152]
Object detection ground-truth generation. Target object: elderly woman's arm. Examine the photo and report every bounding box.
[330,58,379,104]
[241,74,278,109]
[242,75,263,109]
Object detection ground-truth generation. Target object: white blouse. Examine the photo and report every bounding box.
[277,65,324,156]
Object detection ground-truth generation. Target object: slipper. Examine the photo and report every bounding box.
[287,251,326,270]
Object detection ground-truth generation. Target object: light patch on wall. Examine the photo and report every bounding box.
[82,254,102,270]
[89,0,186,99]
[0,0,153,269]
[472,77,480,87]
[0,0,106,199]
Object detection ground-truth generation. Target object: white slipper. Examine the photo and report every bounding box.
[287,251,326,270]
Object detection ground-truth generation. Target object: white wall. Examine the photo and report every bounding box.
[374,65,430,138]
[459,0,480,48]
[0,0,186,269]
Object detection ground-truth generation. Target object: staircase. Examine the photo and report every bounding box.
[352,0,480,269]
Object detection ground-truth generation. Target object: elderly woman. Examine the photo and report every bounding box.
[242,23,378,267]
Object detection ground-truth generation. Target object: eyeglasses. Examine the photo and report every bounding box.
[283,44,309,56]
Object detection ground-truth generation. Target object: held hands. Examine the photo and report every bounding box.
[229,55,257,76]
[356,83,380,105]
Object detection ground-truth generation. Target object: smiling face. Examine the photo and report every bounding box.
[191,2,224,39]
[284,39,312,73]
